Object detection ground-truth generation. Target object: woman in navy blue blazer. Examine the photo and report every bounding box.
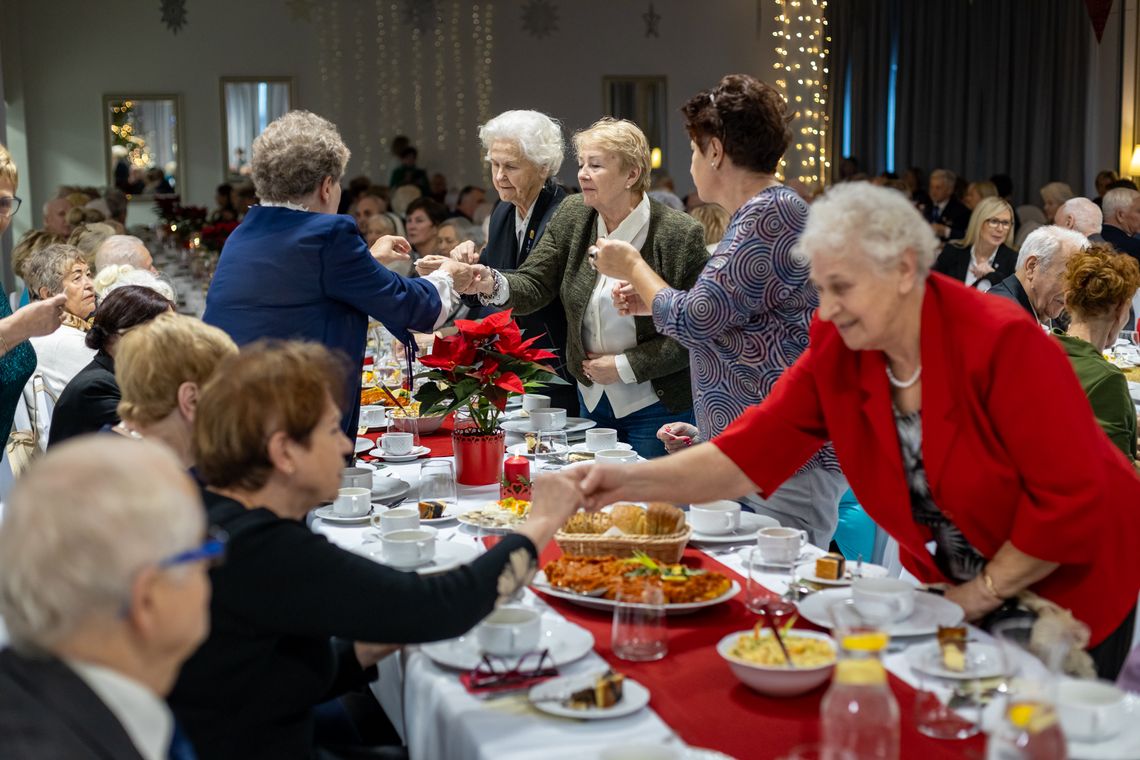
[204,111,480,432]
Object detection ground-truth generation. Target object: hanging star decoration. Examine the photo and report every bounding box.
[521,0,559,39]
[403,0,441,35]
[285,0,314,23]
[642,3,661,38]
[160,0,187,34]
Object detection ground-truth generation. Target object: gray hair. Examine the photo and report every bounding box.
[930,168,957,186]
[251,110,350,203]
[94,235,150,272]
[0,437,204,652]
[23,242,84,298]
[95,266,176,301]
[390,185,422,217]
[479,110,564,178]
[1039,181,1074,206]
[796,182,939,276]
[1102,187,1140,225]
[1055,197,1102,237]
[1016,225,1088,271]
[440,217,484,247]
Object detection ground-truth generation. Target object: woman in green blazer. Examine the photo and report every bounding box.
[420,118,708,457]
[1055,243,1140,463]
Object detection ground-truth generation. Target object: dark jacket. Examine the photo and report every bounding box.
[0,648,145,760]
[501,195,708,414]
[169,490,538,760]
[1101,224,1140,262]
[48,351,119,447]
[925,197,971,241]
[988,272,1036,319]
[931,243,1018,290]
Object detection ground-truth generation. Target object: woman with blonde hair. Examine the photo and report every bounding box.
[962,180,998,211]
[688,203,730,252]
[1055,243,1140,462]
[931,196,1017,290]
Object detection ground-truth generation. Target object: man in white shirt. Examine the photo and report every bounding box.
[0,437,214,760]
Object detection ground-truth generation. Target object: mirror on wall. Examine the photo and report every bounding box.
[603,76,668,168]
[104,94,182,197]
[220,77,295,181]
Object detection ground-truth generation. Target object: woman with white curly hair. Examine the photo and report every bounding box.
[578,182,1140,678]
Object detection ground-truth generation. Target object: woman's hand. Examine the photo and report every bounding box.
[582,353,620,385]
[657,422,698,454]
[969,260,994,279]
[943,577,1003,622]
[591,238,644,280]
[414,255,449,276]
[0,294,67,353]
[516,472,592,550]
[449,240,480,264]
[369,235,412,266]
[612,281,651,317]
[353,642,399,668]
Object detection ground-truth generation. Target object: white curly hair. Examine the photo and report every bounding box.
[94,265,176,301]
[479,110,564,179]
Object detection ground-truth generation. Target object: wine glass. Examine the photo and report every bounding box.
[535,430,569,470]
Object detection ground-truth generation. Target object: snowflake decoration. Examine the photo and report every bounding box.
[642,3,661,38]
[160,0,187,34]
[521,0,558,39]
[285,0,314,23]
[403,0,441,35]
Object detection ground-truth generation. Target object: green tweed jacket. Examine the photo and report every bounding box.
[1054,331,1137,463]
[502,194,708,414]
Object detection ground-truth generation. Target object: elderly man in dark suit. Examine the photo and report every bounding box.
[0,437,215,759]
[989,225,1087,327]
[925,168,971,243]
[1101,187,1140,262]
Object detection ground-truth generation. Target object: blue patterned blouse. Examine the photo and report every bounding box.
[652,185,839,474]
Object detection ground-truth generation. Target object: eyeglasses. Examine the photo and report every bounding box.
[159,528,228,569]
[984,218,1013,230]
[0,196,23,219]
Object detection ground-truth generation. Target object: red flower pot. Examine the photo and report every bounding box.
[452,428,505,486]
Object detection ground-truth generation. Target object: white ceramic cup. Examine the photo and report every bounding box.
[595,449,638,464]
[689,500,742,535]
[379,527,437,567]
[370,507,420,534]
[755,526,807,564]
[1056,678,1127,741]
[333,487,372,517]
[522,393,551,413]
[851,577,916,623]
[359,404,387,429]
[600,746,683,760]
[528,407,567,431]
[380,432,414,455]
[476,605,542,656]
[341,467,373,490]
[585,427,619,452]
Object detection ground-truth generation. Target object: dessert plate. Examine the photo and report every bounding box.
[529,673,650,720]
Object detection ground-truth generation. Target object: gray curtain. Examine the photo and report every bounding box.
[225,83,256,173]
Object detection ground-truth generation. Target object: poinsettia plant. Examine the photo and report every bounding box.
[414,309,565,435]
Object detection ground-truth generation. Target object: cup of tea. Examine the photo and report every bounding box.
[359,405,387,429]
[380,432,414,456]
[851,577,916,623]
[689,500,742,535]
[476,605,542,656]
[379,527,437,568]
[528,407,567,431]
[585,427,619,452]
[333,487,372,517]
[1056,677,1127,741]
[595,449,638,464]
[755,526,807,565]
[341,466,373,490]
[370,506,420,534]
[521,394,551,413]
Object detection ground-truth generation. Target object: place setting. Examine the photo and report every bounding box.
[794,577,965,638]
[421,605,596,672]
[368,431,430,462]
[357,505,478,574]
[684,500,780,544]
[499,405,597,437]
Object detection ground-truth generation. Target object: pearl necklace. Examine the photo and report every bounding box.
[885,362,922,389]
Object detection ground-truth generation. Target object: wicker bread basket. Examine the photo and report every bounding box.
[554,525,692,564]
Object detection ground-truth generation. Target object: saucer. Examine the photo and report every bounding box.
[568,441,632,453]
[529,673,650,720]
[795,561,890,587]
[357,539,478,574]
[314,504,373,524]
[796,588,964,637]
[500,417,597,435]
[686,512,780,544]
[421,615,595,670]
[906,640,1006,680]
[370,477,411,504]
[354,436,374,453]
[368,445,431,462]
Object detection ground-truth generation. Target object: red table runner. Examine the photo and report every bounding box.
[357,415,456,460]
[525,543,986,760]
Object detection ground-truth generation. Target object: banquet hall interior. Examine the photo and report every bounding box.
[2,0,1140,758]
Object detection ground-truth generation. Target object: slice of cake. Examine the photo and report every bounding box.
[417,500,446,519]
[937,626,968,672]
[815,553,846,581]
[565,670,625,710]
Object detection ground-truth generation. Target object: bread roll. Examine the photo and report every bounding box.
[562,512,613,534]
[647,502,684,535]
[611,504,647,535]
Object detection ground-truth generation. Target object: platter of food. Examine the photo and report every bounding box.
[456,498,531,532]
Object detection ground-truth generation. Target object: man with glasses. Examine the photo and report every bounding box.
[0,436,220,759]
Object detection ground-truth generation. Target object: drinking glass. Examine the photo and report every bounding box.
[913,669,983,740]
[386,408,421,448]
[611,582,667,662]
[535,430,569,470]
[418,460,457,511]
[987,616,1068,758]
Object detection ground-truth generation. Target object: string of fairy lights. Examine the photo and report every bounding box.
[771,0,830,186]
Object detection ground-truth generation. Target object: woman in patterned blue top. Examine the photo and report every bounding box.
[592,75,846,544]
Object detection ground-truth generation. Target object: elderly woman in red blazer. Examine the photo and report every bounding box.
[578,182,1140,677]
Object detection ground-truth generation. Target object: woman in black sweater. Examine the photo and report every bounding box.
[169,340,586,760]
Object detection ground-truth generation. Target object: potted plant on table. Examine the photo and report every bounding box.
[414,309,564,485]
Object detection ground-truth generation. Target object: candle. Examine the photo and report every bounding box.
[501,455,531,501]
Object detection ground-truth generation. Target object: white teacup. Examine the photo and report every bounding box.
[380,432,414,455]
[851,577,916,623]
[379,527,437,568]
[476,605,542,656]
[370,507,420,534]
[600,746,684,760]
[595,449,638,464]
[521,394,551,413]
[1056,677,1127,741]
[341,467,373,490]
[528,407,567,431]
[359,404,387,429]
[333,487,371,517]
[689,500,742,535]
[585,427,619,452]
[755,526,806,564]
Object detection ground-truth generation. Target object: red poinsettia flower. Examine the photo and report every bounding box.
[492,370,525,394]
[418,334,476,371]
[454,309,514,341]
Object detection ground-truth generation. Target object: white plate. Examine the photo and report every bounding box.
[421,615,595,670]
[796,588,964,637]
[500,417,598,435]
[568,441,633,453]
[314,504,373,524]
[355,436,374,453]
[905,640,1006,680]
[686,512,780,544]
[743,546,818,570]
[370,477,411,504]
[531,570,741,616]
[371,503,457,525]
[356,538,479,574]
[506,442,571,459]
[368,445,431,462]
[456,509,526,532]
[529,673,650,720]
[795,561,890,587]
